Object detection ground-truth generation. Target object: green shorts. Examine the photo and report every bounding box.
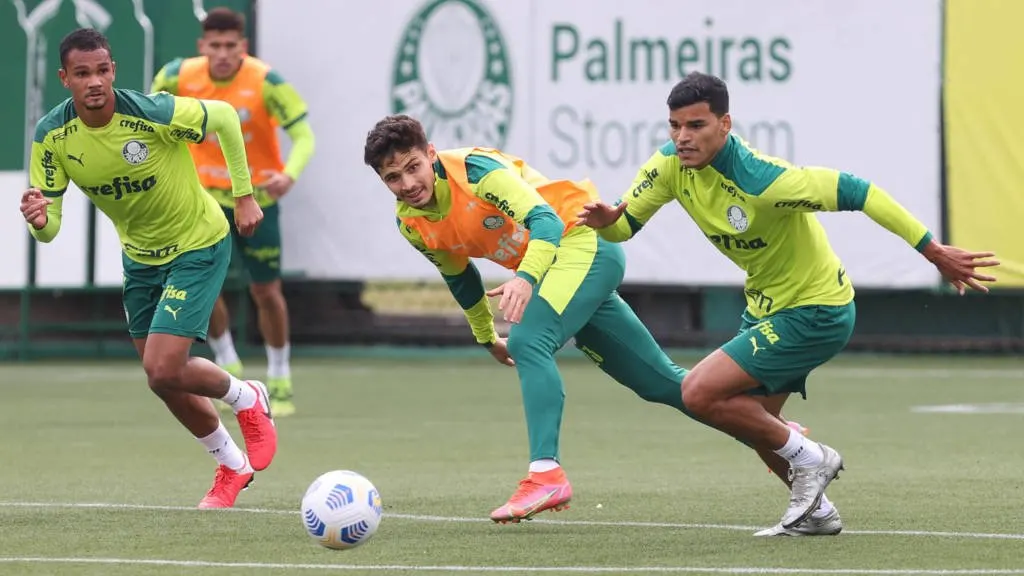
[121,235,232,342]
[721,302,856,398]
[221,202,282,283]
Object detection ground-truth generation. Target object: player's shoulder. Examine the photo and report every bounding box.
[157,57,186,78]
[114,89,176,126]
[33,98,76,143]
[636,140,681,177]
[465,152,508,184]
[709,134,792,197]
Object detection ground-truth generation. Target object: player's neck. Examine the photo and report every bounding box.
[75,98,116,129]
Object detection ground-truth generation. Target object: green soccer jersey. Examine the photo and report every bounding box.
[30,89,229,266]
[601,135,932,318]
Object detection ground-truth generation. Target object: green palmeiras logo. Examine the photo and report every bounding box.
[391,0,513,149]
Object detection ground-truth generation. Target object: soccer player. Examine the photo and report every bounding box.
[577,72,999,536]
[151,7,316,417]
[19,28,278,509]
[363,114,710,523]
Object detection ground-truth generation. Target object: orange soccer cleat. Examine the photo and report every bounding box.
[197,463,254,509]
[235,380,277,471]
[489,468,573,524]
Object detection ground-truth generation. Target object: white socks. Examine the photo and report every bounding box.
[209,331,240,367]
[528,459,560,473]
[220,375,257,412]
[266,344,291,379]
[774,427,824,468]
[197,422,251,472]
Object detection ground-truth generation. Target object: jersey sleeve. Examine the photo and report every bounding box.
[150,58,182,94]
[467,154,563,284]
[263,69,309,129]
[161,94,208,144]
[398,219,498,345]
[28,127,68,242]
[759,167,933,251]
[600,145,678,242]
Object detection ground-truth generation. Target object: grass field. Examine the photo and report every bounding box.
[1,353,1023,575]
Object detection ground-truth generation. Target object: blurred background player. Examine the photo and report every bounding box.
[152,7,316,417]
[20,28,277,509]
[577,71,999,535]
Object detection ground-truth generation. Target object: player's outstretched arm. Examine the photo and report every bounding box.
[578,147,677,242]
[764,167,1000,293]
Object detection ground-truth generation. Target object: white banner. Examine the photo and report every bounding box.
[8,0,940,290]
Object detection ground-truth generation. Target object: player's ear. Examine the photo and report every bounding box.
[240,38,250,56]
[720,113,732,134]
[58,68,68,88]
[426,143,437,163]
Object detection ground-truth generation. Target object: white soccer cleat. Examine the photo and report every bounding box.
[755,507,843,537]
[780,443,844,528]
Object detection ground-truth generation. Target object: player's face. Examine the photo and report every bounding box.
[378,146,437,209]
[668,103,731,169]
[199,31,247,80]
[59,49,116,111]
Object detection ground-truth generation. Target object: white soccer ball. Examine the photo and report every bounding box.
[301,470,383,550]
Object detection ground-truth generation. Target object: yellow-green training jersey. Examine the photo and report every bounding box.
[601,134,932,318]
[30,89,228,266]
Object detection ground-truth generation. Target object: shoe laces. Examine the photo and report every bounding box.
[206,466,233,496]
[237,409,268,441]
[510,477,542,501]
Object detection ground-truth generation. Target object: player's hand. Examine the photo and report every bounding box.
[263,172,295,200]
[576,200,628,229]
[486,276,533,324]
[922,240,1000,295]
[20,188,52,230]
[234,194,264,237]
[486,337,515,367]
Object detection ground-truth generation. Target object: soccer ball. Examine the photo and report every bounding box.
[301,470,383,550]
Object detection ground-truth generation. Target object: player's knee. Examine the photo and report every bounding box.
[680,370,718,417]
[507,331,555,367]
[249,280,282,307]
[143,354,185,394]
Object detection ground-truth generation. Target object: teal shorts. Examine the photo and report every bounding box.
[121,235,232,342]
[221,202,281,283]
[720,302,856,398]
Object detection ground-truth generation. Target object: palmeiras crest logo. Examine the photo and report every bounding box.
[726,205,749,232]
[391,0,514,149]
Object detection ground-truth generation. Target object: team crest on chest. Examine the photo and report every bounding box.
[483,215,505,230]
[726,205,749,232]
[122,140,149,165]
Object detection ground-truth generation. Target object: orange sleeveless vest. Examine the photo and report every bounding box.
[399,148,599,271]
[177,56,284,189]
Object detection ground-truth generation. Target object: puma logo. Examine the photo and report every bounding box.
[163,305,182,320]
[67,152,84,166]
[749,336,764,356]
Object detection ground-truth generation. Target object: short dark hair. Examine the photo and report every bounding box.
[666,72,729,116]
[59,28,111,68]
[202,7,246,34]
[363,115,429,172]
